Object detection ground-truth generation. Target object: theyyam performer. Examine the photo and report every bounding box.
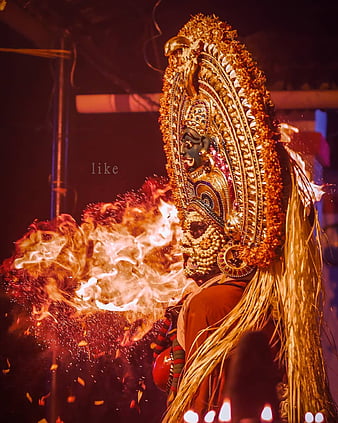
[152,13,338,422]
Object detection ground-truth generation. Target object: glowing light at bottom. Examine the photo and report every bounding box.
[261,404,273,422]
[315,412,324,423]
[204,410,216,422]
[305,412,314,423]
[219,399,231,422]
[184,410,199,423]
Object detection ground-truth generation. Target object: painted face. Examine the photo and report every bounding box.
[181,209,226,284]
[180,128,210,172]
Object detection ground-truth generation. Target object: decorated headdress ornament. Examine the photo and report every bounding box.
[160,14,285,278]
[160,14,337,423]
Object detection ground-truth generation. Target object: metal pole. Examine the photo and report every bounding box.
[50,32,70,219]
[49,32,70,423]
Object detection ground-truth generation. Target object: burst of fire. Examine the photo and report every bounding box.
[1,178,195,356]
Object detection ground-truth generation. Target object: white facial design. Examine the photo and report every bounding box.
[181,209,226,282]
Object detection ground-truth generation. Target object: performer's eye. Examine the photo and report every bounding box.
[190,221,208,238]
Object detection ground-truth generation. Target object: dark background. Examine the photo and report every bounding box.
[1,1,338,422]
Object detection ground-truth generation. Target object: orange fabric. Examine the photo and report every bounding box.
[184,282,247,359]
[183,282,247,414]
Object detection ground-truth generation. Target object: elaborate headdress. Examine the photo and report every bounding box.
[159,14,337,422]
[160,14,285,278]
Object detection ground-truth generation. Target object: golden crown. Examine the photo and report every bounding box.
[160,14,285,272]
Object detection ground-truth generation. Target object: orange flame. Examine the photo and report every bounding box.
[74,198,185,322]
[1,178,195,354]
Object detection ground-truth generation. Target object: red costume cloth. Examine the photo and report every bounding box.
[183,281,247,414]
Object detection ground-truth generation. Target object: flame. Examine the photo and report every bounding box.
[1,178,194,355]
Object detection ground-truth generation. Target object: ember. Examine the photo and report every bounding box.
[2,357,10,374]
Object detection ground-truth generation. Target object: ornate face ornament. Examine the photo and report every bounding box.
[181,208,226,283]
[160,14,286,280]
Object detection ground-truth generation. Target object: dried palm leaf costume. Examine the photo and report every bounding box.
[154,13,337,423]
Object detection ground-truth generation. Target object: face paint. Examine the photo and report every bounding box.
[180,128,210,172]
